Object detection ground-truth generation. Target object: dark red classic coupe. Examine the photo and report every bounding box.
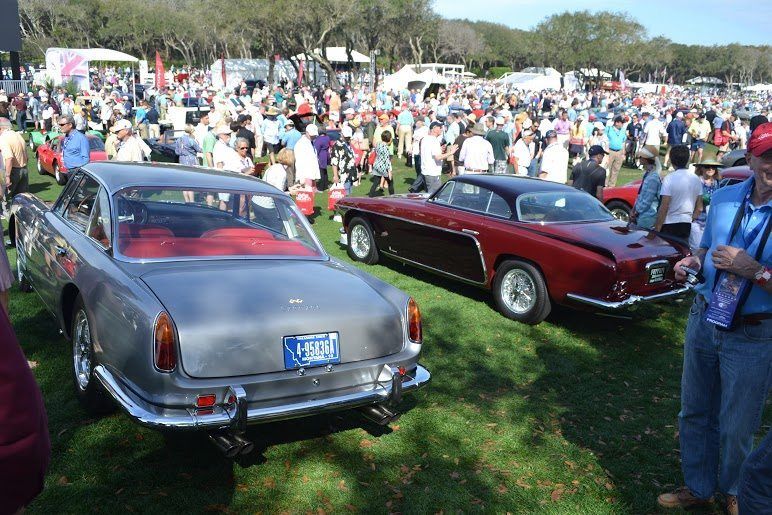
[337,175,690,324]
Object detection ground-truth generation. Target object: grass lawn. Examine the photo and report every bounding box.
[4,143,766,514]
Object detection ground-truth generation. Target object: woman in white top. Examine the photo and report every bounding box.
[263,148,295,192]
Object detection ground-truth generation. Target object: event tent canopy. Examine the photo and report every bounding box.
[380,65,449,95]
[292,47,370,64]
[45,47,139,94]
[743,83,772,92]
[686,76,724,85]
[497,67,564,91]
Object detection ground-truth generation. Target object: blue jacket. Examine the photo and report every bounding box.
[666,119,686,145]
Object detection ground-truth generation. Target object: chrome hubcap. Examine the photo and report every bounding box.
[501,269,537,314]
[73,310,92,390]
[55,165,61,181]
[611,209,629,223]
[350,225,371,258]
[37,159,42,173]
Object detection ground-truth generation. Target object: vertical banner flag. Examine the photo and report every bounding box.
[220,52,227,88]
[155,51,166,89]
[297,59,305,86]
[619,70,626,91]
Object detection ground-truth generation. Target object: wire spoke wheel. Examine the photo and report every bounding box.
[501,269,537,314]
[350,224,371,259]
[73,310,93,391]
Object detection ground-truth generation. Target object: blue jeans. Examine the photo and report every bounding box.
[738,429,772,513]
[679,296,772,499]
[528,158,540,177]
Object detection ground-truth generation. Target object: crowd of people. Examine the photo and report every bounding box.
[0,65,770,514]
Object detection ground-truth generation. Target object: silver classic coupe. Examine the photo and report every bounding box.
[9,162,430,457]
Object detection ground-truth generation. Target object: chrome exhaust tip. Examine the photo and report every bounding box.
[208,433,241,458]
[359,404,399,426]
[231,433,255,455]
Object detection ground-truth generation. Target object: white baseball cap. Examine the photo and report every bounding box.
[110,119,132,132]
[305,124,319,136]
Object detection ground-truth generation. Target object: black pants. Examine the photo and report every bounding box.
[368,175,393,197]
[317,167,329,191]
[661,222,691,243]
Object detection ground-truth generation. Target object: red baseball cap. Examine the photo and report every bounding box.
[748,122,772,157]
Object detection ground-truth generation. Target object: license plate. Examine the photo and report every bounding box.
[283,332,340,370]
[648,266,666,284]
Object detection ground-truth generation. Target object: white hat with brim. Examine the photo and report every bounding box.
[215,125,232,136]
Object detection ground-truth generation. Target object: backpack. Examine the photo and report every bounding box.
[713,127,727,147]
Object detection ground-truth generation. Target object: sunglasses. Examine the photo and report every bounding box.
[58,122,70,126]
[238,146,248,150]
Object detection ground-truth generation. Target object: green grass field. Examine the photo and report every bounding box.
[4,144,765,514]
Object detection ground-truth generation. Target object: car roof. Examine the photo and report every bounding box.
[722,165,752,179]
[82,161,280,194]
[450,174,574,198]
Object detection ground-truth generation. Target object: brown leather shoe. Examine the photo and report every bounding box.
[657,487,714,509]
[722,494,738,515]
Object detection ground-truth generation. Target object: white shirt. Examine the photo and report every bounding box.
[459,135,494,172]
[540,143,569,184]
[644,119,666,146]
[412,125,429,156]
[263,163,288,191]
[114,135,150,162]
[213,140,244,173]
[512,139,533,175]
[419,134,443,176]
[660,168,703,225]
[194,123,209,147]
[294,135,320,182]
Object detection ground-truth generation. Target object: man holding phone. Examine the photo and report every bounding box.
[659,123,772,515]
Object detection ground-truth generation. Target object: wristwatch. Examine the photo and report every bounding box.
[754,266,771,287]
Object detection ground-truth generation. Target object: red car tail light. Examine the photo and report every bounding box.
[196,394,216,408]
[154,311,177,372]
[407,298,422,343]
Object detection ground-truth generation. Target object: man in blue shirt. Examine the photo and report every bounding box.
[665,112,687,168]
[659,123,772,514]
[396,108,414,160]
[59,115,90,180]
[280,120,302,150]
[605,116,627,187]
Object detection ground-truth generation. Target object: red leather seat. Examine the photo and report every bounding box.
[200,227,276,240]
[118,224,175,239]
[118,237,318,259]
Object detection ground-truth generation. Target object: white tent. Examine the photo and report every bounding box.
[292,47,370,64]
[743,83,772,92]
[209,58,310,89]
[45,47,139,95]
[497,67,563,91]
[381,65,423,92]
[686,76,724,85]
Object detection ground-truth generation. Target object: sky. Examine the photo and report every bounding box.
[432,0,771,46]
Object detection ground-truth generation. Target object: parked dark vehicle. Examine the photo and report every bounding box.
[338,174,690,325]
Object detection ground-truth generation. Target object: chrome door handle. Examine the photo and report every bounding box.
[462,228,479,235]
[55,245,68,256]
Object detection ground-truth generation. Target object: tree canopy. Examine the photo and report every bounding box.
[18,0,771,85]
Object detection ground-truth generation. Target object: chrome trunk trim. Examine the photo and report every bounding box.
[94,364,430,430]
[566,285,691,310]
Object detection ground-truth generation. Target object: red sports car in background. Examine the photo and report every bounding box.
[36,134,108,185]
[338,175,690,325]
[602,165,752,222]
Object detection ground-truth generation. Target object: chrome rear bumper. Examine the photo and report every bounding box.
[94,364,431,431]
[566,285,691,310]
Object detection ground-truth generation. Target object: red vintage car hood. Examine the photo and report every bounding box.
[521,220,686,262]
